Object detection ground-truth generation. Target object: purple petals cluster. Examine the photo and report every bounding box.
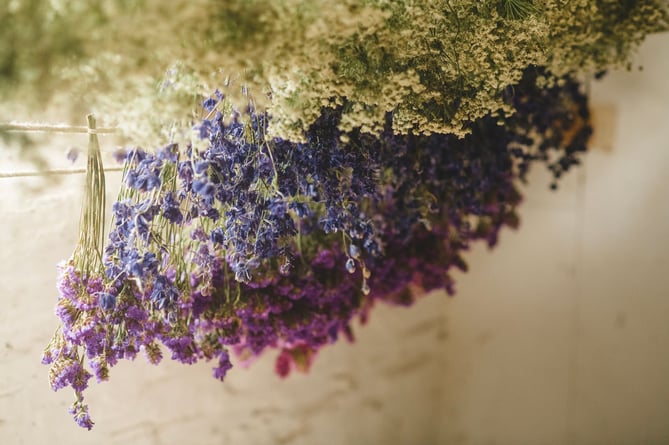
[69,399,94,430]
[45,68,590,429]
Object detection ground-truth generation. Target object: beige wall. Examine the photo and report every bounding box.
[1,33,668,445]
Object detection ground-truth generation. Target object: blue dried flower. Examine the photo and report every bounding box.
[97,292,116,311]
[150,275,179,310]
[161,192,183,224]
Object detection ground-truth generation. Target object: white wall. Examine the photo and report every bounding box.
[438,32,669,444]
[0,32,667,445]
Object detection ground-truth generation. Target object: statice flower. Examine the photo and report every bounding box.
[69,399,94,430]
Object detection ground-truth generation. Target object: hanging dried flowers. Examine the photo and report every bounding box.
[7,0,660,431]
[42,69,592,428]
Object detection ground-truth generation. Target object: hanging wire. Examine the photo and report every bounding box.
[0,119,122,179]
[0,122,119,134]
[0,167,123,179]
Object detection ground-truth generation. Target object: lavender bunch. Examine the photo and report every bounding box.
[44,69,590,428]
[42,115,106,430]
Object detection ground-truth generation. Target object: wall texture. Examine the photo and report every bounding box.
[0,33,668,445]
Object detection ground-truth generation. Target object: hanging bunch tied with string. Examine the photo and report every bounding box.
[22,0,665,429]
[41,116,107,429]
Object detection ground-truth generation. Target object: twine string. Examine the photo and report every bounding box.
[0,118,122,179]
[0,167,123,178]
[0,122,119,134]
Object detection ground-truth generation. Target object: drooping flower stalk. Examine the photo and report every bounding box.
[43,115,108,430]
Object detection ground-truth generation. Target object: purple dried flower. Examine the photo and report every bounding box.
[112,148,128,164]
[212,350,233,381]
[66,147,79,163]
[178,160,194,188]
[192,179,215,198]
[150,275,179,310]
[69,399,94,430]
[162,335,197,364]
[90,357,110,382]
[202,97,218,113]
[97,292,116,311]
[157,143,179,163]
[127,251,159,279]
[161,192,183,224]
[210,227,225,245]
[48,356,92,393]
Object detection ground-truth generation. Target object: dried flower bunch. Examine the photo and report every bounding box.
[43,69,591,428]
[18,0,663,430]
[1,1,666,142]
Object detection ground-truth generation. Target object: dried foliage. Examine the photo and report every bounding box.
[1,0,666,143]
